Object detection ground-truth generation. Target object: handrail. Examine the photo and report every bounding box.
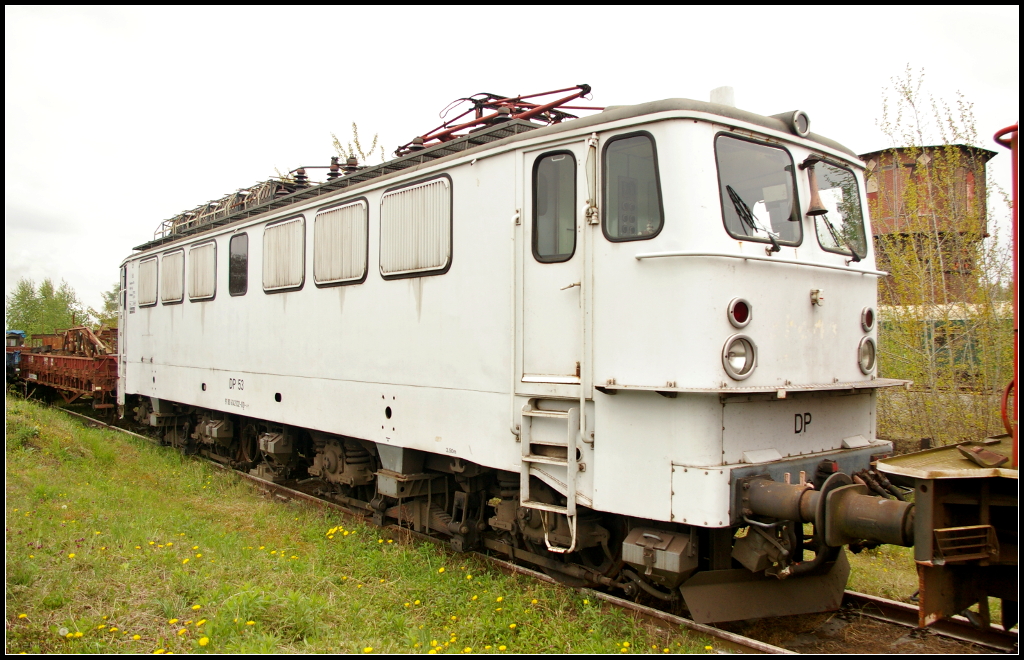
[634,250,887,276]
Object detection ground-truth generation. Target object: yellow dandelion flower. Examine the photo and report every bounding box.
[466,574,472,580]
[158,544,165,548]
[110,628,118,633]
[531,599,538,605]
[100,547,106,550]
[387,539,393,544]
[166,542,172,546]
[327,535,334,540]
[192,605,201,611]
[431,640,438,647]
[344,531,350,536]
[357,585,363,589]
[95,531,101,535]
[363,647,373,653]
[485,646,492,650]
[704,646,712,651]
[464,647,472,653]
[196,553,202,558]
[182,559,189,564]
[270,550,276,555]
[495,607,503,612]
[73,632,83,638]
[29,555,34,559]
[663,649,670,654]
[246,621,255,626]
[583,599,589,605]
[471,595,478,601]
[496,596,503,602]
[66,633,74,639]
[199,637,209,647]
[18,614,27,619]
[622,642,630,648]
[233,618,238,623]
[499,646,507,651]
[97,624,106,630]
[509,623,517,629]
[192,546,199,550]
[438,567,445,573]
[177,628,187,636]
[169,619,178,624]
[153,649,165,654]
[620,649,629,654]
[136,546,141,549]
[451,616,457,621]
[179,533,185,536]
[68,553,75,558]
[149,542,155,546]
[378,539,384,544]
[197,619,207,627]
[291,555,297,559]
[428,651,437,655]
[185,620,193,625]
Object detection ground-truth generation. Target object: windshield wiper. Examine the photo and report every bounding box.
[726,185,780,253]
[820,213,861,262]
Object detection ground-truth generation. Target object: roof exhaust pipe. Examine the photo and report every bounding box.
[710,86,735,108]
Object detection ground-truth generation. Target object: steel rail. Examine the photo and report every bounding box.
[53,406,1017,654]
[843,590,1018,653]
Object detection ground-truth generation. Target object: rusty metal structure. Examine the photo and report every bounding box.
[17,326,118,411]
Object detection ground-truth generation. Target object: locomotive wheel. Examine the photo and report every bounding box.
[237,422,259,469]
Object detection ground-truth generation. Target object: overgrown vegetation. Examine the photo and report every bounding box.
[4,278,89,338]
[5,396,713,654]
[871,66,1013,445]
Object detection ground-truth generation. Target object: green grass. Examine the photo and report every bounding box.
[5,396,713,654]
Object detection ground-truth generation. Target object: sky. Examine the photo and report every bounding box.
[5,6,1019,313]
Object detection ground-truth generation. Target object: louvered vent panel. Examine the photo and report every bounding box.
[138,258,158,306]
[160,250,184,303]
[380,178,451,276]
[188,242,216,300]
[314,201,367,284]
[263,217,305,290]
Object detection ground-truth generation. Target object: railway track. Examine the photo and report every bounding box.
[58,406,1018,654]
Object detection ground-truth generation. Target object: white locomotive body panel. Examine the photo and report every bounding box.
[120,99,895,531]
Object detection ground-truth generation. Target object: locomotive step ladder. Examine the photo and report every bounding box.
[520,401,580,553]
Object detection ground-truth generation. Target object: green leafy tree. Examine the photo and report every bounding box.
[89,282,119,330]
[871,66,1013,445]
[4,277,90,339]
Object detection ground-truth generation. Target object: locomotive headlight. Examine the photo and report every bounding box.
[857,337,876,374]
[860,306,875,333]
[722,335,757,380]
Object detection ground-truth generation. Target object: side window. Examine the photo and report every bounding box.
[813,162,867,257]
[120,265,127,309]
[138,258,157,306]
[263,217,305,292]
[229,233,248,296]
[314,200,368,285]
[188,241,217,301]
[602,133,664,241]
[715,135,802,246]
[159,250,184,304]
[533,152,576,262]
[380,177,452,278]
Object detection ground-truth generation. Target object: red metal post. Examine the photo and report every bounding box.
[994,123,1018,466]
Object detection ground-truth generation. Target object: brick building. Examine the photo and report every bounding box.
[859,144,997,304]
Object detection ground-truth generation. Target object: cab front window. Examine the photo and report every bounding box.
[715,135,801,246]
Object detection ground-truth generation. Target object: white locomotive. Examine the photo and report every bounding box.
[118,88,911,622]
